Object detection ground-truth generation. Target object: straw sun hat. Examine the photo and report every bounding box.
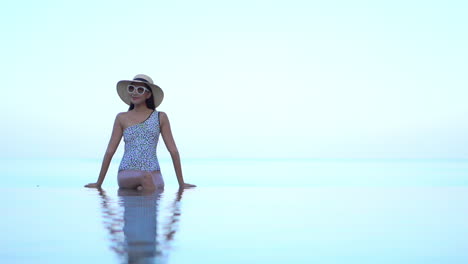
[116,74,164,108]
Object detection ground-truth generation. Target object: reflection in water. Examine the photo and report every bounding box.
[97,188,185,264]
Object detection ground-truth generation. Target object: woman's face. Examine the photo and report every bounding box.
[128,82,152,105]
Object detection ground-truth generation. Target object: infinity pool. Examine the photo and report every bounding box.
[2,159,468,263]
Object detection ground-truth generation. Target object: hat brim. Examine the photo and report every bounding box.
[116,80,164,108]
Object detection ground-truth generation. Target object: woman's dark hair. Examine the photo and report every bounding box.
[128,83,155,111]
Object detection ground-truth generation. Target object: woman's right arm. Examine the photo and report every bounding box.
[85,113,123,188]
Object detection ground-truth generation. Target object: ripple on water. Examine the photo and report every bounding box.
[94,187,185,264]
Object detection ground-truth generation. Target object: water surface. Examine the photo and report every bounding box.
[2,159,468,263]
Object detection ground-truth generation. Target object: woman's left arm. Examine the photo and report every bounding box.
[159,111,196,189]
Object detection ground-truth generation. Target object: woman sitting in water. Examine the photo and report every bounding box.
[85,74,196,191]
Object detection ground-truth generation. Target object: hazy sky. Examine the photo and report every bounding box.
[1,0,467,159]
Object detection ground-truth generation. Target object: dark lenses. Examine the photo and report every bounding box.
[127,85,135,93]
[136,87,146,94]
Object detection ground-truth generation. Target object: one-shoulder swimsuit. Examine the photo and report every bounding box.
[118,110,164,188]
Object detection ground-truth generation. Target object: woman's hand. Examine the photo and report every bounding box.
[84,182,102,188]
[180,183,196,189]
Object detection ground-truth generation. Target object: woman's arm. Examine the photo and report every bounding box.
[85,114,123,188]
[159,112,196,189]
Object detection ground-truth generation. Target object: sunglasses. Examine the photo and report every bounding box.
[127,85,150,95]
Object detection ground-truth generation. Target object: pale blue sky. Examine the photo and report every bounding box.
[1,0,467,159]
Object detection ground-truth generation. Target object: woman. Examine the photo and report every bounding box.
[85,74,196,191]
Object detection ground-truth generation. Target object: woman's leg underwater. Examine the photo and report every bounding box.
[118,170,163,191]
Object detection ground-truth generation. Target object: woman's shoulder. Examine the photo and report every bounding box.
[157,111,168,119]
[115,111,129,121]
